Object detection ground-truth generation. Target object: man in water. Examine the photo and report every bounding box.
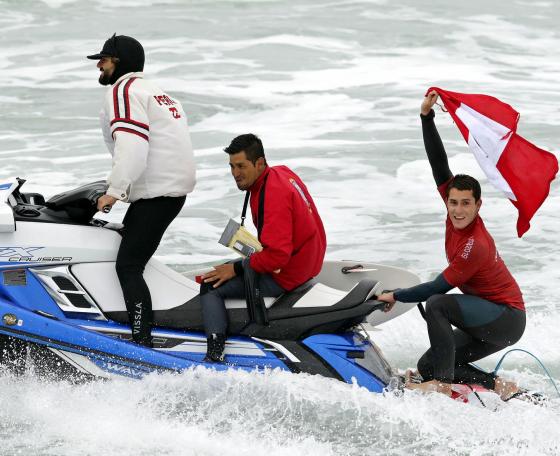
[200,134,326,362]
[377,91,525,399]
[88,34,196,346]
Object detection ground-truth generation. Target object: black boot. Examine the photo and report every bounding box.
[204,333,226,362]
[133,335,153,348]
[128,300,153,348]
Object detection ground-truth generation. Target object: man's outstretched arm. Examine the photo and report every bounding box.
[421,91,453,186]
[376,273,454,312]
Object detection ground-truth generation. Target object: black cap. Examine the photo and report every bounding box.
[87,34,145,84]
[87,34,145,70]
[87,33,119,60]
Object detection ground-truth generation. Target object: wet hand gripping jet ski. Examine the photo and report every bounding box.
[0,177,422,390]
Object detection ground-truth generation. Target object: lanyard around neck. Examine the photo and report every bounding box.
[240,174,269,236]
[241,191,250,226]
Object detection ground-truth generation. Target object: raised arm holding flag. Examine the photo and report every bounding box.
[427,86,558,237]
[377,91,528,400]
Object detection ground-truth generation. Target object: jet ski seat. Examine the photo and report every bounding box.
[143,276,381,338]
[238,278,383,339]
[266,279,380,319]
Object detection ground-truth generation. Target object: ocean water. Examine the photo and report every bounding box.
[0,0,559,454]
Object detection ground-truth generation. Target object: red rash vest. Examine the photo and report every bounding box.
[248,166,327,291]
[439,179,524,311]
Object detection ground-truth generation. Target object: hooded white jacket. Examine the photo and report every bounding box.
[100,72,196,202]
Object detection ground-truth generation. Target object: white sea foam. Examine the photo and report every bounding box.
[37,0,78,8]
[1,368,559,456]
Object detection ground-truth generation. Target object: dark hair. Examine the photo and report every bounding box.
[224,134,265,164]
[446,174,481,201]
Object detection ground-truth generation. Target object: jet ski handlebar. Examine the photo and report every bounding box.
[9,179,110,225]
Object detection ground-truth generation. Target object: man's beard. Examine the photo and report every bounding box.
[98,71,112,86]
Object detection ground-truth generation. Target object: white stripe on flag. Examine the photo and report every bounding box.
[455,103,517,201]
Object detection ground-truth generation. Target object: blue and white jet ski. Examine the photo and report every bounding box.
[0,178,420,392]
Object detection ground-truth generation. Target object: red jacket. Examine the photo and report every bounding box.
[439,179,524,310]
[248,166,326,291]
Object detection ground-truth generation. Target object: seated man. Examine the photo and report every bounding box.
[200,134,327,362]
[377,91,526,400]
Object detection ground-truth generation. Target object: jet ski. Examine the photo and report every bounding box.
[0,177,423,390]
[0,178,549,407]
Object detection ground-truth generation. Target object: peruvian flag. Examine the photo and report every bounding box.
[429,87,558,237]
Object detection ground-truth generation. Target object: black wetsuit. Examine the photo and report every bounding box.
[392,111,526,389]
[116,196,185,346]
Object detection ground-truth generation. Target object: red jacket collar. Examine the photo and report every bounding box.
[249,165,270,194]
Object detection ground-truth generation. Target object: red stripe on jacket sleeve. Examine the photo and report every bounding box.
[110,117,149,131]
[112,127,149,142]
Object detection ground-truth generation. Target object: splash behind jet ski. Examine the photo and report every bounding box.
[0,177,422,389]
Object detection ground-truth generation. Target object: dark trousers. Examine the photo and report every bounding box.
[116,196,185,345]
[200,274,284,336]
[417,294,526,389]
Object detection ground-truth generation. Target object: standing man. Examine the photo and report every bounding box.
[200,134,326,362]
[377,91,526,400]
[87,34,196,347]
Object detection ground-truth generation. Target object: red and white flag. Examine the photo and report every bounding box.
[429,87,559,237]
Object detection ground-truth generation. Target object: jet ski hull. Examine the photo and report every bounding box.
[0,304,388,393]
[0,179,412,392]
[0,272,391,390]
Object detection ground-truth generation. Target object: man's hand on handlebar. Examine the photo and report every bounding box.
[97,194,118,213]
[377,291,396,312]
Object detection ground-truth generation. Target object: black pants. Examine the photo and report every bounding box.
[417,294,526,389]
[200,274,284,336]
[116,196,185,345]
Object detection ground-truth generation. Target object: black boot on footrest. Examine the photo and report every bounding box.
[204,333,226,363]
[134,336,153,348]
